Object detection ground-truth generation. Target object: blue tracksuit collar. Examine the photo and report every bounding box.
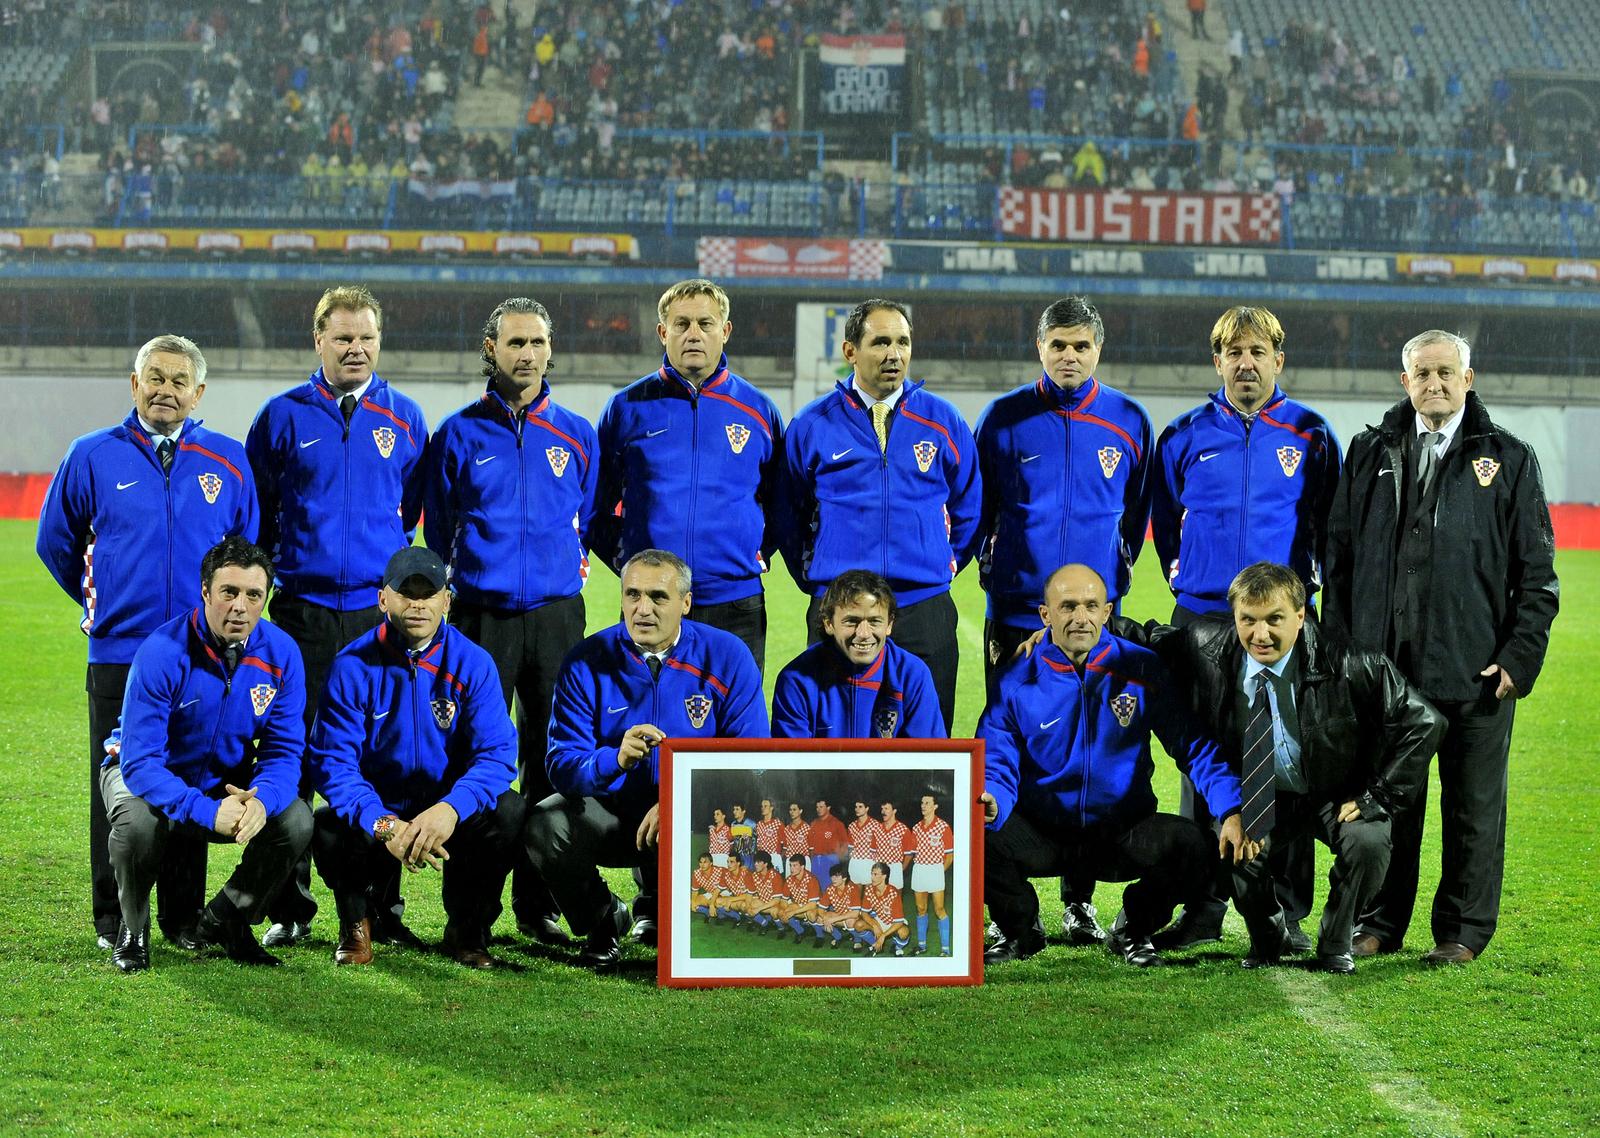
[1035,374,1100,410]
[1036,624,1116,674]
[836,376,924,409]
[186,607,259,672]
[824,640,888,684]
[310,367,386,412]
[122,409,199,449]
[483,377,553,423]
[376,618,447,667]
[1208,384,1287,422]
[657,353,729,394]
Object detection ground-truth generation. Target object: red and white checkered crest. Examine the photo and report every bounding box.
[546,446,570,477]
[1109,691,1137,728]
[372,427,396,458]
[1473,457,1501,487]
[249,683,276,716]
[912,440,938,473]
[1276,445,1303,477]
[1097,446,1122,479]
[197,472,223,504]
[685,693,713,729]
[431,698,456,730]
[873,706,898,739]
[725,423,751,454]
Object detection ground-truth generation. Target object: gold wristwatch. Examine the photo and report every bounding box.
[373,814,400,843]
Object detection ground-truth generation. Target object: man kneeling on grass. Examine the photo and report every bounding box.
[102,536,312,973]
[309,546,524,970]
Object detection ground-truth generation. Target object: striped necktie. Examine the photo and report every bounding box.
[870,402,891,453]
[1240,672,1276,840]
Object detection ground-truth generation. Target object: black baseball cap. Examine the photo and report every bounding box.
[383,546,448,593]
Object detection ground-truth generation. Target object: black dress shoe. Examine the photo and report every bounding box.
[261,920,312,948]
[371,919,427,950]
[97,932,117,951]
[195,911,282,967]
[1239,950,1281,970]
[630,917,658,947]
[112,923,150,973]
[169,924,206,951]
[578,932,622,969]
[1061,902,1108,945]
[1283,920,1313,954]
[984,934,1045,963]
[1307,952,1355,974]
[518,916,574,946]
[1150,910,1223,950]
[1107,918,1165,967]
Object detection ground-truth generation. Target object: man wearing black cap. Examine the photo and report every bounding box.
[307,546,523,968]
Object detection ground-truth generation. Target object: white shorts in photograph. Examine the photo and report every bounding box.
[910,863,946,893]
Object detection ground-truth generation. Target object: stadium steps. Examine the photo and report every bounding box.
[451,0,547,132]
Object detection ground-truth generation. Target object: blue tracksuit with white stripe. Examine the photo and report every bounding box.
[37,412,259,664]
[783,378,982,604]
[976,374,1154,626]
[979,627,1240,834]
[593,355,784,605]
[245,369,427,609]
[1152,386,1341,615]
[547,620,768,814]
[422,381,598,611]
[110,609,305,830]
[770,638,946,740]
[310,621,516,833]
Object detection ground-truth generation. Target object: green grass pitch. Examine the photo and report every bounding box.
[0,518,1594,1136]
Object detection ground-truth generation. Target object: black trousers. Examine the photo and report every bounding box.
[689,592,767,677]
[1169,601,1313,925]
[87,663,207,939]
[1231,793,1391,957]
[985,808,1210,941]
[808,589,959,733]
[524,792,658,936]
[101,763,313,934]
[265,594,383,926]
[452,594,586,929]
[1360,692,1513,955]
[311,790,526,940]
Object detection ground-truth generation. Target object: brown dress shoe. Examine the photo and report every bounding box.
[1422,941,1476,965]
[1350,933,1388,958]
[335,918,374,965]
[443,923,498,970]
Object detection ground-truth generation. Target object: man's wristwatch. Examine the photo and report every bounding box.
[373,814,400,843]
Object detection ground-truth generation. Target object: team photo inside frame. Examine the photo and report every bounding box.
[658,739,985,988]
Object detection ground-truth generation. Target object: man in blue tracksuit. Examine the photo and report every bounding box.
[770,569,945,741]
[783,299,982,733]
[978,564,1252,966]
[593,279,785,672]
[309,546,523,969]
[976,296,1154,949]
[1150,305,1341,949]
[422,296,598,946]
[101,536,311,972]
[526,549,768,968]
[246,285,428,946]
[37,334,258,948]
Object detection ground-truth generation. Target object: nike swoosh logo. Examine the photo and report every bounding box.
[831,448,853,460]
[373,710,390,720]
[1020,454,1042,463]
[1039,717,1061,729]
[299,438,321,449]
[606,704,629,714]
[178,698,200,710]
[475,455,497,466]
[1198,452,1220,462]
[116,480,139,490]
[646,428,670,438]
[1378,469,1394,477]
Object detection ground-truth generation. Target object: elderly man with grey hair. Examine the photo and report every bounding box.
[38,333,260,949]
[1324,329,1558,966]
[526,548,768,968]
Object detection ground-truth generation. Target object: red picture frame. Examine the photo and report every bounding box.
[657,738,985,988]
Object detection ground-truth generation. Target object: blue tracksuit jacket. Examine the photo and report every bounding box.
[771,638,946,739]
[783,378,982,605]
[245,369,427,610]
[593,355,784,605]
[37,412,259,664]
[109,609,305,831]
[547,619,768,813]
[979,627,1240,834]
[310,621,516,833]
[976,375,1154,625]
[1152,387,1341,614]
[422,381,598,611]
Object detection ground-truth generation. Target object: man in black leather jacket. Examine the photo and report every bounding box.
[1136,562,1443,972]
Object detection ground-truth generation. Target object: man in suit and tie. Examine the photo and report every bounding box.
[1324,330,1558,965]
[1150,562,1443,972]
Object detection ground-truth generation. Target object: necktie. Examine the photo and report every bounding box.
[1415,431,1443,496]
[156,437,174,474]
[647,655,662,681]
[870,402,891,453]
[1239,672,1276,840]
[222,642,241,673]
[340,393,357,428]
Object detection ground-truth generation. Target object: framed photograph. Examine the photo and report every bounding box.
[657,739,985,988]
